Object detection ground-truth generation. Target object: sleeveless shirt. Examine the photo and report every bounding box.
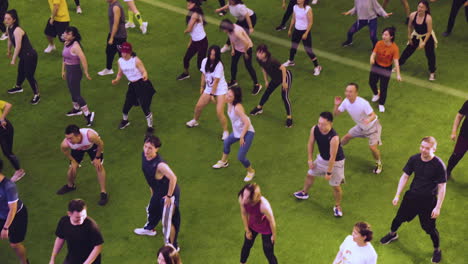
[244,200,272,234]
[413,13,428,35]
[67,128,97,151]
[142,153,180,198]
[118,56,143,82]
[62,43,80,65]
[313,126,345,161]
[108,1,127,38]
[228,104,255,138]
[8,25,35,58]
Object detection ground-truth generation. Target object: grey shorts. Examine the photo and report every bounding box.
[308,155,345,187]
[348,120,382,146]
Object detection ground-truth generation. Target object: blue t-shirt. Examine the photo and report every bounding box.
[0,177,23,219]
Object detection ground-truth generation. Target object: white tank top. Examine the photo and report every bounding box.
[229,24,253,53]
[228,104,255,138]
[190,14,206,41]
[67,128,97,150]
[294,5,311,30]
[228,4,254,21]
[118,56,143,82]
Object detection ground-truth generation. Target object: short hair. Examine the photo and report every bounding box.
[421,136,437,148]
[68,199,86,213]
[238,183,261,204]
[320,111,333,122]
[157,244,182,264]
[347,82,359,91]
[65,124,80,135]
[219,19,234,33]
[354,222,373,242]
[145,135,162,148]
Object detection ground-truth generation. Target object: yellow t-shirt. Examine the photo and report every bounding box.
[0,100,7,117]
[49,0,70,22]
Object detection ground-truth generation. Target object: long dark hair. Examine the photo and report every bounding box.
[219,19,234,33]
[5,9,20,28]
[382,26,396,42]
[229,0,244,5]
[299,0,311,8]
[418,0,431,14]
[238,183,261,204]
[186,0,206,26]
[64,26,83,49]
[205,45,222,73]
[157,245,182,264]
[256,44,271,59]
[229,86,243,106]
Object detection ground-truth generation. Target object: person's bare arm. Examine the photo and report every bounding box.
[184,13,198,34]
[135,57,148,81]
[83,244,103,264]
[307,126,316,169]
[157,163,178,207]
[407,12,416,45]
[11,28,24,64]
[1,201,17,239]
[392,173,410,205]
[370,52,376,65]
[239,196,251,238]
[50,4,59,24]
[332,249,344,264]
[109,6,121,44]
[326,136,339,180]
[451,113,464,140]
[288,12,295,37]
[215,4,229,13]
[49,237,65,264]
[420,15,433,47]
[333,97,343,116]
[0,101,12,121]
[304,8,313,37]
[235,104,251,146]
[260,197,276,244]
[111,64,123,84]
[394,58,402,81]
[72,43,91,80]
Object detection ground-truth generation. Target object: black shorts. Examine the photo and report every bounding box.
[126,79,156,107]
[71,144,104,164]
[44,18,69,42]
[0,205,28,244]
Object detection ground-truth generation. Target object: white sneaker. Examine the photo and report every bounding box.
[212,160,229,169]
[186,119,199,128]
[134,228,157,236]
[371,94,380,102]
[10,170,26,183]
[125,22,136,29]
[312,0,318,4]
[429,73,436,81]
[140,22,148,34]
[98,68,114,76]
[220,44,230,53]
[0,33,8,41]
[282,60,295,67]
[44,45,56,53]
[379,104,385,112]
[333,206,343,217]
[76,6,82,14]
[244,170,255,182]
[222,131,229,141]
[313,65,322,76]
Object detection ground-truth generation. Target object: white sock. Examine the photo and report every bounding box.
[73,102,80,110]
[123,114,128,121]
[146,113,153,127]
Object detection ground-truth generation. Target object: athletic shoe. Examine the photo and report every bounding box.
[98,192,108,206]
[341,40,353,47]
[442,31,450,37]
[0,33,8,41]
[286,118,293,128]
[222,131,229,141]
[125,22,136,28]
[244,170,255,182]
[371,94,380,102]
[66,108,83,116]
[293,190,309,200]
[373,162,383,174]
[56,184,77,195]
[228,80,238,88]
[140,22,148,34]
[379,104,385,113]
[30,94,40,105]
[311,0,318,4]
[250,107,263,116]
[429,73,436,81]
[76,6,82,14]
[313,65,322,76]
[220,44,231,53]
[134,228,157,236]
[218,11,226,16]
[432,249,442,263]
[44,44,56,53]
[282,60,295,67]
[86,112,95,126]
[252,84,262,95]
[7,87,23,94]
[186,119,199,128]
[10,170,26,183]
[333,206,343,217]
[212,160,229,169]
[275,25,286,31]
[119,119,130,129]
[176,72,190,81]
[380,232,398,244]
[98,68,114,76]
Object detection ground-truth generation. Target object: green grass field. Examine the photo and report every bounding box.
[2,0,468,263]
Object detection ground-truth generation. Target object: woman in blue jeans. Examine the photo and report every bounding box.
[212,86,256,182]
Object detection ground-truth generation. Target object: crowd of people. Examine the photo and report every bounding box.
[0,0,467,263]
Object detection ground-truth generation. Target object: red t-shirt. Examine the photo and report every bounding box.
[373,40,399,67]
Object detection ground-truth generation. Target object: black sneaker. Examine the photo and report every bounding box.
[252,84,262,95]
[119,119,130,129]
[431,249,442,263]
[442,31,450,37]
[380,232,398,244]
[56,184,76,195]
[66,108,83,116]
[275,25,286,31]
[250,107,263,116]
[228,80,238,88]
[342,40,353,47]
[98,192,108,206]
[85,112,95,127]
[7,86,23,94]
[286,118,293,128]
[30,94,40,105]
[176,72,190,81]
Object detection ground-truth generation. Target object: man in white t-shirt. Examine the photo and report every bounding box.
[333,222,378,264]
[333,83,383,174]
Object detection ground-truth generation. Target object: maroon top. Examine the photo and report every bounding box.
[244,200,272,235]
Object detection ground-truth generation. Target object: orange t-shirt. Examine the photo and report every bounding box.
[373,40,399,67]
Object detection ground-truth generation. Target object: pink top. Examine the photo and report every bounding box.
[62,43,80,65]
[244,201,271,234]
[229,24,253,53]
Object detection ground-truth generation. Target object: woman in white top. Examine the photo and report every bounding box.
[177,0,208,81]
[212,86,256,182]
[112,42,156,129]
[283,0,322,76]
[186,45,229,141]
[333,222,378,264]
[216,0,256,53]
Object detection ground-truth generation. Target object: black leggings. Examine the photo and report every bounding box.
[183,37,208,71]
[74,0,80,6]
[369,63,392,105]
[399,36,436,73]
[279,0,295,27]
[445,0,468,33]
[105,34,126,70]
[122,79,155,116]
[0,0,7,33]
[231,48,258,84]
[0,120,21,170]
[240,229,278,264]
[226,14,257,46]
[447,135,468,177]
[17,51,39,95]
[66,64,87,107]
[259,70,293,116]
[289,29,317,62]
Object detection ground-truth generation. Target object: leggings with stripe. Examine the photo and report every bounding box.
[17,52,39,95]
[144,195,181,248]
[289,29,317,61]
[259,70,292,116]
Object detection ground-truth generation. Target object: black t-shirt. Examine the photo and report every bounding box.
[313,126,345,161]
[55,216,104,264]
[403,154,447,196]
[458,100,468,139]
[257,57,283,81]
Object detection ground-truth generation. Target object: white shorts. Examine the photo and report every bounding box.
[203,86,228,96]
[348,120,382,146]
[308,154,345,187]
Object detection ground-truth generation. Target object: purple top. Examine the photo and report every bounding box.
[244,200,271,234]
[62,43,80,65]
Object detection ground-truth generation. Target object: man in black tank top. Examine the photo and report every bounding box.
[293,112,346,217]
